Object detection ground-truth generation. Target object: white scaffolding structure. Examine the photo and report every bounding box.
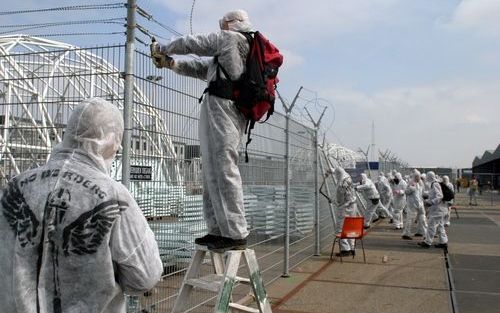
[0,34,181,185]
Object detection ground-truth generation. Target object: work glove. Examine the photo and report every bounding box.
[150,37,174,69]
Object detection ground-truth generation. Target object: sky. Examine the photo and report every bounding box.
[1,0,499,168]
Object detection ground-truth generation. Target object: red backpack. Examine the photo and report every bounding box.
[204,31,284,162]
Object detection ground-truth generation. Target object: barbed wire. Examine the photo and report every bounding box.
[190,0,196,35]
[0,3,125,16]
[136,5,183,37]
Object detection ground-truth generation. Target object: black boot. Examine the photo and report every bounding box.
[207,237,247,252]
[194,234,221,246]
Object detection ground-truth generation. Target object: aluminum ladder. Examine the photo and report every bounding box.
[171,245,273,313]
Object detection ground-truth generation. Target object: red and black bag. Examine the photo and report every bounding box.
[204,31,284,162]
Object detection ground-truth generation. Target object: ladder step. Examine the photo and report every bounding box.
[186,274,251,292]
[186,274,222,292]
[229,303,260,313]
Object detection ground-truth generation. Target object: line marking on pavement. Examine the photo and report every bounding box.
[310,279,449,292]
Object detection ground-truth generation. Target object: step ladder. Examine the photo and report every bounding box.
[172,245,273,313]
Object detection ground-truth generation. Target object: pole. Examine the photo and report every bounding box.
[313,128,320,255]
[277,87,302,277]
[122,0,136,189]
[304,106,326,256]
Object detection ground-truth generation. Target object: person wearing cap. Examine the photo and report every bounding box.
[333,167,358,256]
[402,170,427,240]
[150,10,253,251]
[356,173,393,229]
[0,98,162,312]
[442,175,455,227]
[418,171,448,248]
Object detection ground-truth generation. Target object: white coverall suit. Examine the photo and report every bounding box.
[443,175,455,226]
[391,173,407,229]
[423,172,448,246]
[377,175,392,218]
[334,168,357,252]
[403,173,428,237]
[0,98,162,313]
[357,174,392,227]
[157,16,252,240]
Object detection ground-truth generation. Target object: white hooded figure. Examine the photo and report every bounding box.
[385,172,395,216]
[333,167,357,254]
[402,170,427,239]
[391,172,407,229]
[442,175,455,227]
[418,171,448,248]
[356,173,392,228]
[0,98,163,313]
[153,10,253,251]
[376,173,392,218]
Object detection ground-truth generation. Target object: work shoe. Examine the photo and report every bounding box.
[402,235,412,240]
[194,234,221,246]
[417,242,431,248]
[372,217,380,223]
[414,233,424,237]
[207,237,247,253]
[363,225,370,229]
[434,243,448,249]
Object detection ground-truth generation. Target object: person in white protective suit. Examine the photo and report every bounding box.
[376,172,392,219]
[391,172,407,229]
[0,98,163,313]
[151,10,253,251]
[356,173,392,228]
[333,167,358,256]
[418,171,448,249]
[402,170,427,239]
[442,175,455,227]
[385,172,395,221]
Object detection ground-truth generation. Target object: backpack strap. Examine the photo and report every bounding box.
[244,119,255,163]
[200,56,234,102]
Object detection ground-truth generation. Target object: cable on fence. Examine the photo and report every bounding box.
[136,24,169,41]
[28,32,124,38]
[136,5,183,37]
[0,3,125,16]
[0,18,125,29]
[0,19,125,36]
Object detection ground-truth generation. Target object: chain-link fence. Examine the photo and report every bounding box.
[456,173,500,206]
[0,39,337,312]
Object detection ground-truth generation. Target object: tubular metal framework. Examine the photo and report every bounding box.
[0,34,181,185]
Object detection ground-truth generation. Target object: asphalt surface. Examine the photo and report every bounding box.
[264,191,500,313]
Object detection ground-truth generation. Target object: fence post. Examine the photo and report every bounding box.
[121,0,136,189]
[304,106,327,256]
[284,112,291,277]
[277,87,302,277]
[313,128,320,255]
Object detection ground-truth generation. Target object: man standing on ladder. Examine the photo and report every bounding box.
[150,10,253,252]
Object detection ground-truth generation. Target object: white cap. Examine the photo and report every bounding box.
[219,10,253,32]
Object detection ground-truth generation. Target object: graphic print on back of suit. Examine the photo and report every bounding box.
[1,168,128,313]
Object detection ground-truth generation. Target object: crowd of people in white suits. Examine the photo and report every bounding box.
[333,167,455,256]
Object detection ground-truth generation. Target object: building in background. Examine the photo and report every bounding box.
[472,144,500,190]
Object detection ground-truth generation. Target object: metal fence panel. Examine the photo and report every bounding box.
[0,41,334,313]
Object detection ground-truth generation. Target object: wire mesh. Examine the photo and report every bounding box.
[0,37,336,313]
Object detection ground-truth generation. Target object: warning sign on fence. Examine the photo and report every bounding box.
[130,165,152,181]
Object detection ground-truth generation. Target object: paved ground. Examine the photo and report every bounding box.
[263,191,500,313]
